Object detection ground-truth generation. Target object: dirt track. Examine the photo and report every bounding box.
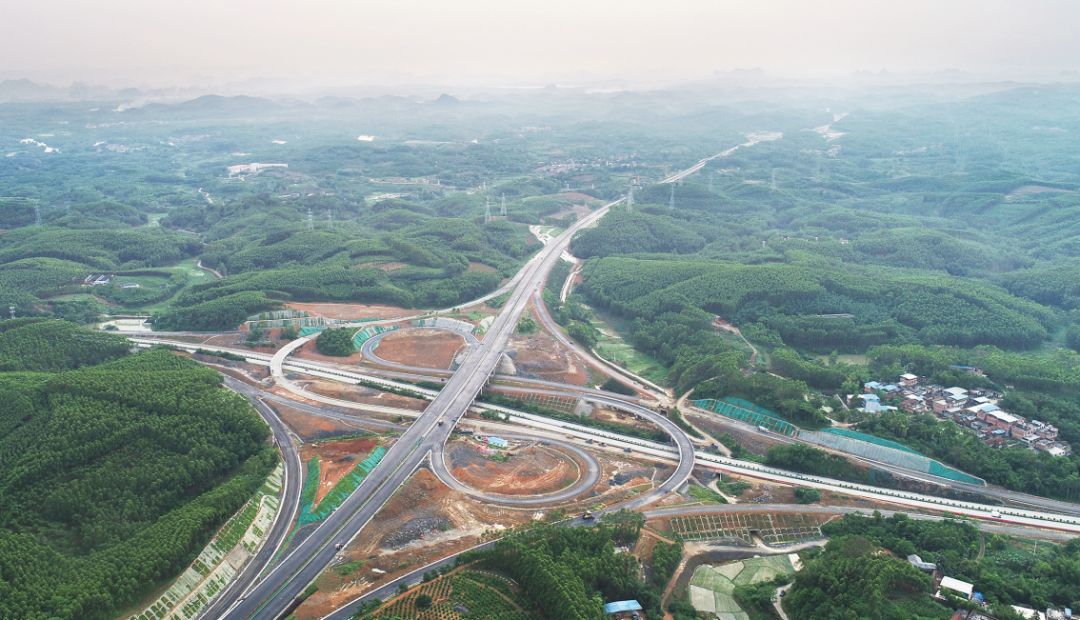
[298,379,428,412]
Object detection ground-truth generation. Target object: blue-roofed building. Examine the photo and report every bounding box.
[858,393,882,413]
[486,436,508,449]
[603,600,643,617]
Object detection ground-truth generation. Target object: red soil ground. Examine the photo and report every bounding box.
[295,468,536,619]
[446,439,581,496]
[296,378,429,412]
[274,403,366,441]
[300,437,382,503]
[506,327,593,386]
[287,302,413,321]
[372,329,466,369]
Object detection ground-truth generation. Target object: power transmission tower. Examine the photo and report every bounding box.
[33,204,41,226]
[306,208,314,231]
[326,209,333,227]
[500,194,507,217]
[8,305,15,320]
[484,196,492,224]
[626,182,634,212]
[669,183,676,210]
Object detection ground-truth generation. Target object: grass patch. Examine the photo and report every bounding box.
[334,560,365,577]
[588,305,669,385]
[717,477,751,496]
[689,484,728,504]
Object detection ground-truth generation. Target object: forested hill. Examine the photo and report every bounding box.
[580,256,1052,351]
[0,318,130,370]
[0,331,273,620]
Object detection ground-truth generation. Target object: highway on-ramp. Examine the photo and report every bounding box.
[219,195,690,619]
[429,434,601,506]
[198,379,304,620]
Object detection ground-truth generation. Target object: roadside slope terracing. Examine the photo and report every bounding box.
[128,464,285,620]
[292,468,538,618]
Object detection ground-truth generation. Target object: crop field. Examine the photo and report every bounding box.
[688,555,796,620]
[669,512,823,546]
[363,569,532,620]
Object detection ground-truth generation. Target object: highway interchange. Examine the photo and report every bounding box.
[209,190,688,619]
[125,137,1080,619]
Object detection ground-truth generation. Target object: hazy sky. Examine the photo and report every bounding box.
[3,0,1078,88]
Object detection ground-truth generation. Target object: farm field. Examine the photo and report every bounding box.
[361,568,534,619]
[688,555,797,620]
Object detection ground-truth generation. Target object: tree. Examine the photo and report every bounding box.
[316,328,357,356]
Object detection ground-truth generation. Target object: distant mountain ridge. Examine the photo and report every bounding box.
[0,78,132,102]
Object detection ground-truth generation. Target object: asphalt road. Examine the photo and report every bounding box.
[221,197,646,619]
[319,500,1077,620]
[429,433,602,506]
[137,336,1080,529]
[359,324,479,372]
[198,379,304,620]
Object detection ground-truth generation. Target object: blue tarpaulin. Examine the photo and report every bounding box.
[603,600,643,614]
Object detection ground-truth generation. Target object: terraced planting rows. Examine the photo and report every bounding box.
[362,570,532,620]
[669,512,823,546]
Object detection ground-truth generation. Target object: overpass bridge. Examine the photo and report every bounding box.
[211,196,690,619]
